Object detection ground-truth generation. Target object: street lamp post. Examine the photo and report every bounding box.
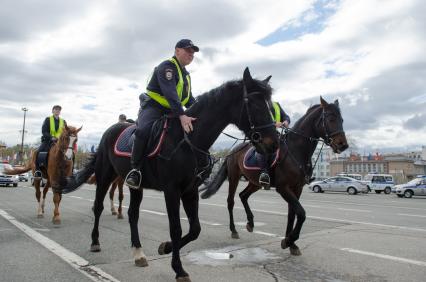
[20,107,28,164]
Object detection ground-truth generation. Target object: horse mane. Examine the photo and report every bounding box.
[292,104,321,129]
[186,78,272,116]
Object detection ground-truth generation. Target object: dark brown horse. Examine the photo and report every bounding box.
[200,97,348,256]
[5,125,81,224]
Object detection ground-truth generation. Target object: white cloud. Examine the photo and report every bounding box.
[0,0,425,154]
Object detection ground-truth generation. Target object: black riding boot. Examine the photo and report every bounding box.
[34,151,47,178]
[125,136,146,189]
[256,153,270,188]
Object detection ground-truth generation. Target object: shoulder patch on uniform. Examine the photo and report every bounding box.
[165,68,173,80]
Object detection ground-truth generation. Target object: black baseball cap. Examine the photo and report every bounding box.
[119,114,126,120]
[52,105,62,111]
[175,39,199,52]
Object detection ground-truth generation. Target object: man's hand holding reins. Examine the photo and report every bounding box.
[180,114,197,133]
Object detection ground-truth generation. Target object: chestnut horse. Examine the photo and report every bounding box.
[5,125,81,224]
[200,97,348,256]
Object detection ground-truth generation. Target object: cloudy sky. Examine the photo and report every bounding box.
[1,0,425,154]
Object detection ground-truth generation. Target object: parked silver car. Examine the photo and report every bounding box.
[395,177,426,198]
[0,163,19,187]
[309,176,368,195]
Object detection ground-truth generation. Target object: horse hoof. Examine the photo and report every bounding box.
[246,223,253,233]
[290,247,302,256]
[176,276,191,282]
[37,214,44,218]
[281,238,289,249]
[111,211,118,216]
[90,245,101,252]
[231,232,240,239]
[158,242,171,255]
[117,214,124,219]
[52,219,61,225]
[135,257,148,267]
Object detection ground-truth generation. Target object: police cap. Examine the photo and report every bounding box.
[175,39,199,52]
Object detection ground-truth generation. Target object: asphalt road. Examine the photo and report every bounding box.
[1,181,425,282]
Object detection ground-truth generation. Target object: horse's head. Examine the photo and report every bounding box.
[317,97,348,153]
[59,124,82,160]
[236,67,279,154]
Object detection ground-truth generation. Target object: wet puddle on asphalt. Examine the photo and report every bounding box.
[186,246,280,266]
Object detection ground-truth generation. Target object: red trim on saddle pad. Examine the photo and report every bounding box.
[113,126,134,157]
[243,147,280,171]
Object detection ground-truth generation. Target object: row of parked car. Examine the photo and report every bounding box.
[0,162,47,188]
[308,173,426,198]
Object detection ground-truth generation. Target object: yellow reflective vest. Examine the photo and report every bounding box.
[147,57,191,108]
[49,116,64,138]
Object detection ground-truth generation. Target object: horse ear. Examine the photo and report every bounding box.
[243,67,254,88]
[77,126,83,133]
[334,99,339,107]
[64,123,69,131]
[320,96,329,108]
[263,75,272,84]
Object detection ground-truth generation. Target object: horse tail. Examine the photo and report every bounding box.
[3,162,32,175]
[200,158,228,199]
[61,153,97,194]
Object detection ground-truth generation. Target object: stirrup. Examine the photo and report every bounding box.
[34,170,42,178]
[125,169,142,189]
[259,172,270,186]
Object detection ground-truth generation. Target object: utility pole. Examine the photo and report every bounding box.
[20,107,28,164]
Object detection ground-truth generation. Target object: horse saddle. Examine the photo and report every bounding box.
[243,146,281,171]
[114,118,168,158]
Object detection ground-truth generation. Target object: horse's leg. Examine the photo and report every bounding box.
[128,188,148,267]
[91,164,115,252]
[278,188,305,256]
[239,183,260,232]
[109,181,118,215]
[158,190,201,256]
[34,179,43,218]
[41,180,50,215]
[227,170,240,239]
[117,180,124,219]
[163,189,189,281]
[52,190,62,225]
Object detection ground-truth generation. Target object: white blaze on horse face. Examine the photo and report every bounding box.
[66,136,77,160]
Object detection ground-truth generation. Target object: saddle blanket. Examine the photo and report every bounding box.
[243,146,280,171]
[114,122,167,158]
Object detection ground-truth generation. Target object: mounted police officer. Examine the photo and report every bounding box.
[34,105,67,178]
[125,39,199,188]
[258,101,290,186]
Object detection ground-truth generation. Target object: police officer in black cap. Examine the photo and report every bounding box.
[125,39,199,188]
[34,105,67,178]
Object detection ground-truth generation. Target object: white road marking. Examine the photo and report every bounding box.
[341,248,426,267]
[0,209,120,282]
[304,199,426,211]
[337,208,371,213]
[181,217,222,226]
[397,213,426,218]
[252,230,282,238]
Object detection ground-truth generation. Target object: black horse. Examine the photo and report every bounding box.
[200,97,348,256]
[61,68,279,282]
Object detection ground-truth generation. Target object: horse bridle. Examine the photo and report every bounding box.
[317,108,344,146]
[241,83,275,145]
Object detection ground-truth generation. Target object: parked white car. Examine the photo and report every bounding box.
[364,174,394,194]
[309,176,368,195]
[395,177,426,198]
